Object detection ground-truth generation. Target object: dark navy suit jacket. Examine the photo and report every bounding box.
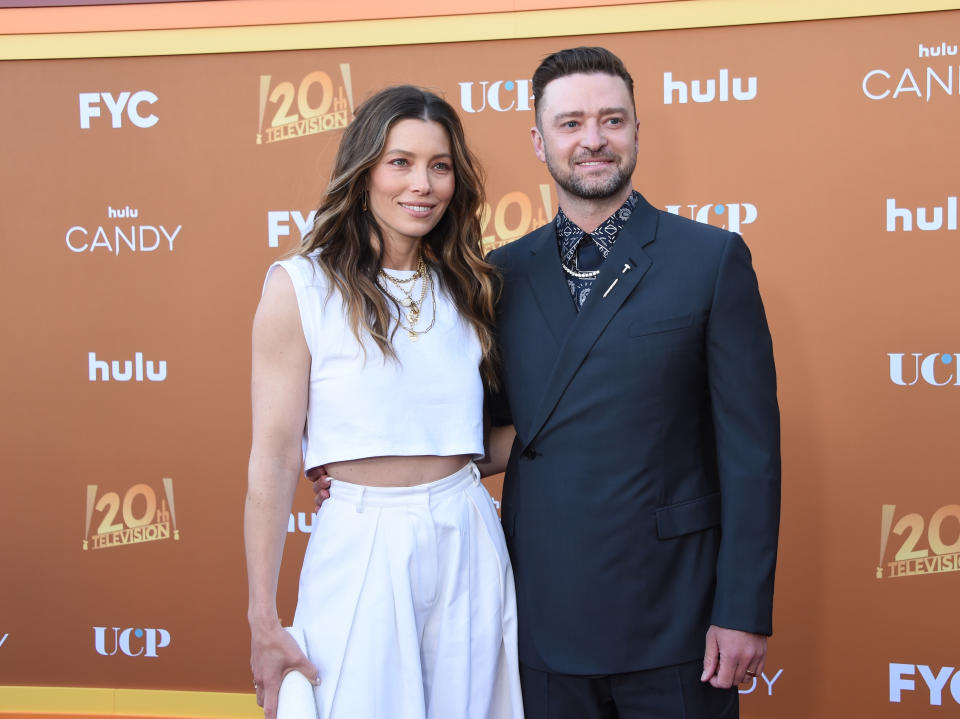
[487,192,780,675]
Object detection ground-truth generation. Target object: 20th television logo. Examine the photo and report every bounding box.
[257,64,354,145]
[83,479,180,550]
[877,503,960,579]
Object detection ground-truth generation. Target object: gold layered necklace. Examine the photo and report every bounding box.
[378,255,437,342]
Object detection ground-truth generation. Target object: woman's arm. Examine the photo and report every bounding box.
[244,267,318,718]
[475,424,516,478]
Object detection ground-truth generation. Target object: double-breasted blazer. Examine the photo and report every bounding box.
[487,192,780,675]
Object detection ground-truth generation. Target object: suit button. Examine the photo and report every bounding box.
[521,447,539,460]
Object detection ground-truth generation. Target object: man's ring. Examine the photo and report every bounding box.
[745,671,756,677]
[254,682,259,689]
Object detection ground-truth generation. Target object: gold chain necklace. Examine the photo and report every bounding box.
[380,255,426,286]
[378,267,437,341]
[380,265,428,317]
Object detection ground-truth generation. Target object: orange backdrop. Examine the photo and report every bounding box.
[1,5,959,718]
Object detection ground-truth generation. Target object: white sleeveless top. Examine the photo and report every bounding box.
[265,254,485,470]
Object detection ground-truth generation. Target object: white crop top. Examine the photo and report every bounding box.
[265,254,485,470]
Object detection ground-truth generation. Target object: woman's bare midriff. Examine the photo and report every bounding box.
[312,454,473,488]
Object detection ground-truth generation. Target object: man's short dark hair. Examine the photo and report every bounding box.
[532,46,635,127]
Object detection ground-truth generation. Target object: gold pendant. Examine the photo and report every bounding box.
[408,331,418,342]
[400,298,412,308]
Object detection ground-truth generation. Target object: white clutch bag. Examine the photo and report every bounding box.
[276,626,319,719]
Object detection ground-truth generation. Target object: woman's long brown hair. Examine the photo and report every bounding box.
[293,85,499,387]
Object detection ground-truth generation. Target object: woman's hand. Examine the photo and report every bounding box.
[309,466,331,511]
[250,621,319,719]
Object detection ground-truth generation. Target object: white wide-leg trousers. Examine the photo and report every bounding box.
[290,462,524,719]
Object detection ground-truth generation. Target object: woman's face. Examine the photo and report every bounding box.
[366,118,455,251]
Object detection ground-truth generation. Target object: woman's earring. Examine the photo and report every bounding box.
[361,191,368,212]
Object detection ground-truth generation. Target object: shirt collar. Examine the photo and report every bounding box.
[555,190,640,265]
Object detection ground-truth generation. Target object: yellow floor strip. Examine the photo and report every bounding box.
[0,0,953,60]
[0,686,260,719]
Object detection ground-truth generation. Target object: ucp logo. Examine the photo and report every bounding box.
[889,353,960,386]
[665,203,758,233]
[94,627,171,657]
[79,91,158,129]
[458,80,532,113]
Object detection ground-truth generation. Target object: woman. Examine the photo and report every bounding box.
[244,85,522,719]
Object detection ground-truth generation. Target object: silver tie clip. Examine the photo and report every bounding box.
[602,263,633,298]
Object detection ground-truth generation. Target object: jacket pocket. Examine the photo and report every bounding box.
[655,492,721,539]
[629,314,694,337]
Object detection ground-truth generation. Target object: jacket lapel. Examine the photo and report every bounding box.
[521,195,659,449]
[519,223,577,345]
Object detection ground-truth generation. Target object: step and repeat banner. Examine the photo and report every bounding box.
[1,7,958,717]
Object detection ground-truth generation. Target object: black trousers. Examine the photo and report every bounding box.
[520,660,739,719]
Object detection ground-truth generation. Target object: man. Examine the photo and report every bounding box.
[485,47,780,718]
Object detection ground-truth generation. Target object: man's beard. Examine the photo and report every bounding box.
[545,151,636,200]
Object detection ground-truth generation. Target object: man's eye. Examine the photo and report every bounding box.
[564,121,578,128]
[608,117,623,125]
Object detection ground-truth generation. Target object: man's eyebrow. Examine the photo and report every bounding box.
[551,107,630,122]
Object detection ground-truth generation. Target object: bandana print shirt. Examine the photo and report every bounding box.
[555,190,640,310]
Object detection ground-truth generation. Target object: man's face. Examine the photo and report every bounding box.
[532,72,639,201]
